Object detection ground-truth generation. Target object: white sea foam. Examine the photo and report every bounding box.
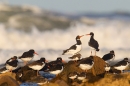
[0,19,130,64]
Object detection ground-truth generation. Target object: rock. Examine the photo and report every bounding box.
[15,66,37,82]
[55,80,69,86]
[26,76,49,85]
[50,56,106,83]
[0,75,19,86]
[89,56,106,76]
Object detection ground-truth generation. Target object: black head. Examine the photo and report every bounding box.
[110,50,115,56]
[90,32,94,36]
[11,56,17,60]
[29,49,38,55]
[76,35,84,40]
[29,49,35,53]
[56,57,62,61]
[86,32,94,36]
[40,57,46,62]
[124,58,128,61]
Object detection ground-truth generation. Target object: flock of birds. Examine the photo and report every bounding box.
[0,32,129,84]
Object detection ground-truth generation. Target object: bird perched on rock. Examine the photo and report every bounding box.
[5,56,18,73]
[68,71,78,80]
[48,57,65,67]
[104,63,111,73]
[77,56,94,72]
[19,49,38,65]
[62,35,84,55]
[85,32,99,56]
[68,53,82,62]
[48,64,64,76]
[102,50,115,63]
[27,57,47,76]
[112,58,129,73]
[77,72,86,82]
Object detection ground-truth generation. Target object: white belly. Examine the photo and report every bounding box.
[69,75,77,79]
[77,76,86,80]
[105,67,110,71]
[79,63,93,70]
[71,57,79,61]
[114,64,129,71]
[29,64,45,70]
[65,45,82,55]
[21,57,33,62]
[6,64,17,70]
[49,67,63,75]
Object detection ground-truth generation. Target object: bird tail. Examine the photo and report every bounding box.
[96,49,99,51]
[62,50,68,55]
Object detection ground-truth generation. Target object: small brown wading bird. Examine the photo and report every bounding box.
[85,32,99,56]
[62,35,84,55]
[19,49,38,65]
[68,53,82,63]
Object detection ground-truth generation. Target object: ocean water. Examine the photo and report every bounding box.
[0,18,130,64]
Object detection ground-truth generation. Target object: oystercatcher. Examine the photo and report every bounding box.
[5,56,18,72]
[86,32,99,56]
[105,63,111,73]
[62,35,84,55]
[48,64,64,76]
[77,56,94,72]
[68,71,78,80]
[19,49,38,65]
[68,53,81,62]
[48,57,65,67]
[102,50,115,63]
[113,58,129,73]
[77,72,86,81]
[27,57,47,76]
[0,67,9,74]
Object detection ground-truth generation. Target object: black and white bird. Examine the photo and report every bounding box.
[77,72,86,81]
[113,58,129,73]
[19,49,38,65]
[68,72,78,80]
[0,67,9,74]
[48,64,64,76]
[105,64,111,73]
[69,53,82,62]
[102,50,115,63]
[48,57,64,67]
[62,35,84,55]
[5,56,18,72]
[86,32,99,56]
[77,56,94,72]
[27,58,47,76]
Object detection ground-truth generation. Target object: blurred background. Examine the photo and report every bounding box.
[0,0,130,64]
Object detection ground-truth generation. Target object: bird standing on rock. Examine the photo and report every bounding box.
[62,35,84,55]
[102,50,115,63]
[5,56,18,73]
[113,58,129,73]
[48,57,65,67]
[27,57,47,76]
[77,56,94,72]
[19,49,38,65]
[86,32,99,56]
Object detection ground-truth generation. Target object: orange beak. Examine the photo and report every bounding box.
[62,60,66,63]
[86,34,90,35]
[79,35,84,38]
[45,60,48,63]
[34,52,38,55]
